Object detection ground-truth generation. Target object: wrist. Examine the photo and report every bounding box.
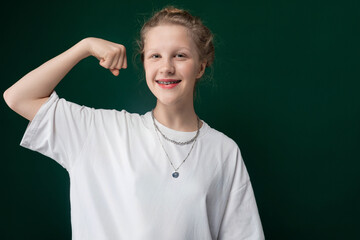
[74,38,93,60]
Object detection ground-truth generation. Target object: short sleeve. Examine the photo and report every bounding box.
[20,91,94,171]
[218,149,265,240]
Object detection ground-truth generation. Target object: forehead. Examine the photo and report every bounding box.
[144,24,196,51]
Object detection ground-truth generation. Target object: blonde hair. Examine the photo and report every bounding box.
[137,6,215,68]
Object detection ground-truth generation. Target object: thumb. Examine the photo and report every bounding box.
[110,69,119,76]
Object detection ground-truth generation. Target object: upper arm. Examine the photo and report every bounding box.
[3,89,49,121]
[24,97,50,121]
[19,91,95,170]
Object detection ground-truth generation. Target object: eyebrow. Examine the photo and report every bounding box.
[144,47,192,54]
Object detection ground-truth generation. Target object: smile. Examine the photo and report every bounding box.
[155,79,182,89]
[155,80,181,85]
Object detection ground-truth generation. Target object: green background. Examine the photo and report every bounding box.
[2,0,359,239]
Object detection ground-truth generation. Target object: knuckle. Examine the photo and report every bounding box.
[118,44,126,52]
[107,52,116,59]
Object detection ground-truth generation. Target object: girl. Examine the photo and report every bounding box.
[4,6,264,240]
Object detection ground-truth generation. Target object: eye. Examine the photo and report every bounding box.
[150,54,160,59]
[175,53,186,58]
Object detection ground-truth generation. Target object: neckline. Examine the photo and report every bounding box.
[142,111,209,141]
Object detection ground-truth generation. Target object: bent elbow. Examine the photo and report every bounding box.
[3,89,16,110]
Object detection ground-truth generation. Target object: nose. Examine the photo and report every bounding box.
[159,58,175,75]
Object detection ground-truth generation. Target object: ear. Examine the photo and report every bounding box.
[196,61,207,79]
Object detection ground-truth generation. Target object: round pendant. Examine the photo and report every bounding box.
[172,171,179,178]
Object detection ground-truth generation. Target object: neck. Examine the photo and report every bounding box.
[153,101,201,132]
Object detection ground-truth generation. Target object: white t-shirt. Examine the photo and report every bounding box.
[20,91,264,240]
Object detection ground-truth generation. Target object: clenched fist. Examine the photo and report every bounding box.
[85,37,127,76]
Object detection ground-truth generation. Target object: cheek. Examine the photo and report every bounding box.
[179,63,198,78]
[144,62,156,74]
[144,64,152,81]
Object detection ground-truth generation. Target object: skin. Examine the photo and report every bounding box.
[3,38,127,121]
[3,25,206,132]
[143,24,207,131]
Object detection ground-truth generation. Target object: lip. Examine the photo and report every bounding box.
[156,79,180,82]
[156,79,181,89]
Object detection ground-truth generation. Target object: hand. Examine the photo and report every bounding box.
[85,37,127,76]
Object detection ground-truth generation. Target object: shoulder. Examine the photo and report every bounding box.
[44,92,149,131]
[91,108,145,128]
[204,123,240,153]
[202,123,250,185]
[200,122,243,169]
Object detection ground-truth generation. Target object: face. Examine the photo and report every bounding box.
[143,24,206,107]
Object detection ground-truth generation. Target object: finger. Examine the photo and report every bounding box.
[106,52,117,70]
[121,47,127,69]
[110,52,120,70]
[123,53,127,69]
[99,58,110,69]
[110,69,119,76]
[116,51,125,70]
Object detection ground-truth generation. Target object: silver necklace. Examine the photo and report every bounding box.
[153,116,200,145]
[151,110,200,178]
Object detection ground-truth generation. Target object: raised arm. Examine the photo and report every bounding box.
[3,37,127,121]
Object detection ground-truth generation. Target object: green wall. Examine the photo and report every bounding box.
[2,0,359,239]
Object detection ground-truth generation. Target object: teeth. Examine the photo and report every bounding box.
[157,81,180,85]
